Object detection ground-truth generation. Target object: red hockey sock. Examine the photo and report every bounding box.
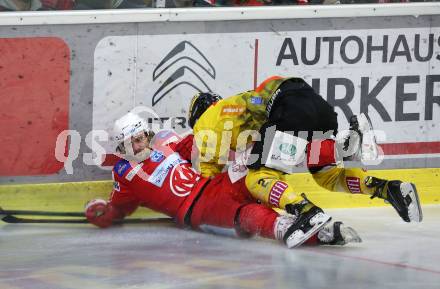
[307,139,336,168]
[304,234,319,246]
[238,204,278,239]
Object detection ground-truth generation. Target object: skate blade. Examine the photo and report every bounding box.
[286,213,332,249]
[341,226,362,244]
[401,183,423,222]
[358,113,379,161]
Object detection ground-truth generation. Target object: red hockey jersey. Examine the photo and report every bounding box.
[109,133,208,226]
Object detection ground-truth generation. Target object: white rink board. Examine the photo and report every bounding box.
[93,28,440,154]
[3,5,440,183]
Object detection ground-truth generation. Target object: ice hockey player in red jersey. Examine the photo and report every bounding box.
[85,112,360,248]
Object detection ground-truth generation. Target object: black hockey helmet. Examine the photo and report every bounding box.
[188,92,222,128]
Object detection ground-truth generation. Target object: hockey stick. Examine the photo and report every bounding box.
[1,214,174,224]
[0,209,85,217]
[0,207,173,224]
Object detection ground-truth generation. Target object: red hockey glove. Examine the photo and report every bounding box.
[85,199,119,228]
[174,134,195,162]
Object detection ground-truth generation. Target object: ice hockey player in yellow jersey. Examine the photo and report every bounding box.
[189,76,423,224]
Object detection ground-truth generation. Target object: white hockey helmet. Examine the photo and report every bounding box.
[113,112,155,162]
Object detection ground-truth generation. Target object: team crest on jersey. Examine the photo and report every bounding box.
[150,150,165,162]
[170,163,200,197]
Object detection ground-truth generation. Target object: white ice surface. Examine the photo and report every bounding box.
[1,205,440,289]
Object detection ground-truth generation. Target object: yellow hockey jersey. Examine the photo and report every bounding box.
[193,76,296,177]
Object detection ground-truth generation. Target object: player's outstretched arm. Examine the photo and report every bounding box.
[85,199,124,228]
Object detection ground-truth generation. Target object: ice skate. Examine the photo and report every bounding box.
[341,113,379,162]
[366,177,423,222]
[277,196,331,248]
[317,221,362,245]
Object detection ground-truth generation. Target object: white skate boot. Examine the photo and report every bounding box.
[275,217,361,247]
[366,177,423,222]
[275,197,331,248]
[317,221,362,245]
[340,113,379,162]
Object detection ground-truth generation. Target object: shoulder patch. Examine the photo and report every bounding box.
[220,105,246,116]
[250,96,263,105]
[114,159,130,177]
[150,150,165,162]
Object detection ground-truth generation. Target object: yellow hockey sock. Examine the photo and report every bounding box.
[245,167,303,209]
[311,166,377,196]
